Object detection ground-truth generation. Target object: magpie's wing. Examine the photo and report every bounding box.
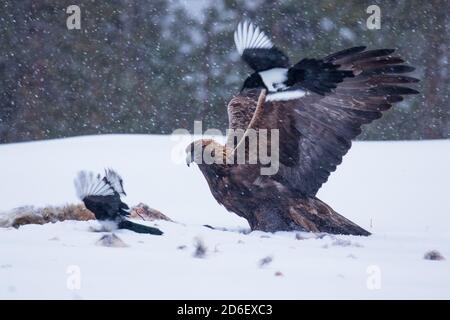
[119,201,130,216]
[83,194,123,220]
[74,171,115,200]
[74,170,130,220]
[104,168,126,196]
[234,20,290,71]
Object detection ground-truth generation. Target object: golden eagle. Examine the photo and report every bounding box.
[186,22,419,236]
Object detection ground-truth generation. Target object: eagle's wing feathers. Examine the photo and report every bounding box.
[231,47,419,196]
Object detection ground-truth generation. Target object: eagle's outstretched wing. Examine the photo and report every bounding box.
[234,20,290,71]
[230,47,419,196]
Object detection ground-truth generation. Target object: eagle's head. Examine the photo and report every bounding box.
[185,139,228,167]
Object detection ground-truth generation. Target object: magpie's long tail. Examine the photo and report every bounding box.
[118,219,163,235]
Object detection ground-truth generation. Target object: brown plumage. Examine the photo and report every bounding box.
[186,47,419,236]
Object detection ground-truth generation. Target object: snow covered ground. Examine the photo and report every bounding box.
[0,134,449,299]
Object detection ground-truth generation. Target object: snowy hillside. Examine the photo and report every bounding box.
[0,135,449,299]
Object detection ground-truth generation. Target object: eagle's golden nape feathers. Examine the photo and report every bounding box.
[187,46,419,236]
[187,89,267,167]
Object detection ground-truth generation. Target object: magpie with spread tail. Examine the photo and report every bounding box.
[235,20,375,101]
[74,169,163,235]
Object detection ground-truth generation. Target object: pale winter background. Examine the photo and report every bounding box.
[1,0,449,143]
[0,0,449,299]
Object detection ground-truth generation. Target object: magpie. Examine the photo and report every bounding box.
[74,169,163,235]
[234,20,355,101]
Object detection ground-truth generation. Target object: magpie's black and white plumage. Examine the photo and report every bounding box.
[74,169,163,235]
[235,20,356,101]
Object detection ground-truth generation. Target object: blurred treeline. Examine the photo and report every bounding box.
[0,0,448,143]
